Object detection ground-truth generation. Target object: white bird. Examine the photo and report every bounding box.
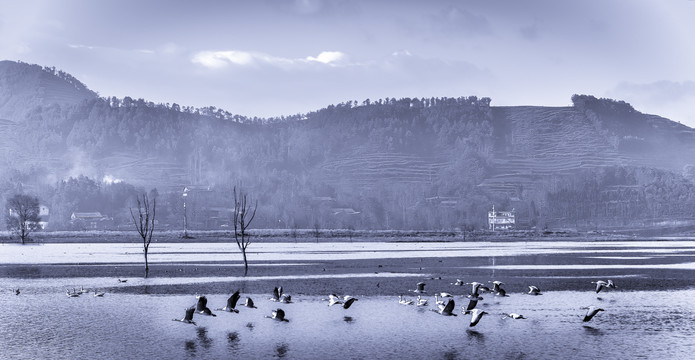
[469,309,488,327]
[327,294,343,306]
[582,306,605,322]
[502,313,526,319]
[398,295,414,305]
[490,281,504,293]
[451,279,465,286]
[438,292,454,298]
[416,295,428,307]
[607,280,617,289]
[266,308,289,322]
[527,286,542,295]
[79,286,88,294]
[411,282,427,293]
[93,290,105,297]
[433,298,457,316]
[217,291,241,313]
[195,295,217,316]
[592,280,610,293]
[66,289,80,298]
[434,294,445,306]
[172,306,196,325]
[279,294,292,304]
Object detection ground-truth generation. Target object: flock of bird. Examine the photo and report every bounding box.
[10,276,616,329]
[173,286,295,325]
[167,278,617,328]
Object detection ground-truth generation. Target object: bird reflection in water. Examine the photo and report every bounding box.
[582,325,603,336]
[442,349,460,360]
[184,340,196,356]
[343,316,354,323]
[226,331,240,350]
[196,327,213,349]
[465,329,485,344]
[246,322,255,331]
[275,342,289,358]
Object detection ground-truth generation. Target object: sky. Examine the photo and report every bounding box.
[1,0,694,127]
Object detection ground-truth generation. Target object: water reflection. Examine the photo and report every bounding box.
[196,327,213,349]
[275,342,289,358]
[226,331,240,350]
[245,322,255,331]
[343,316,354,323]
[442,348,460,360]
[184,340,196,356]
[582,325,603,336]
[465,329,485,344]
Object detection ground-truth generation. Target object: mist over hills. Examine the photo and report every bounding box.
[1,60,694,232]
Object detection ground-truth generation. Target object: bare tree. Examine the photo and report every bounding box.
[5,194,41,244]
[313,222,321,243]
[233,186,257,276]
[130,192,156,277]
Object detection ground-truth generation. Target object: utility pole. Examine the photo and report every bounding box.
[183,186,189,238]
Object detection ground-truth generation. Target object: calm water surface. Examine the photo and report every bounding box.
[2,240,695,359]
[2,289,695,359]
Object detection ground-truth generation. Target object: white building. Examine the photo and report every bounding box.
[488,205,515,231]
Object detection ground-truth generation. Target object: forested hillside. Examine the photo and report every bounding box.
[1,61,694,232]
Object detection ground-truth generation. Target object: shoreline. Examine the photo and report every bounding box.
[2,228,687,245]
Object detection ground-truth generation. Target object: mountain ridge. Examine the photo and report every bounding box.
[1,60,694,231]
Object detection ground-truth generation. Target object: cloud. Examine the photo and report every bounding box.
[192,50,347,69]
[306,51,345,65]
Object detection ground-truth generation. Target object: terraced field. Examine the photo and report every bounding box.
[318,151,449,188]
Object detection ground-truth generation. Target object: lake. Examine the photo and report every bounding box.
[1,239,694,359]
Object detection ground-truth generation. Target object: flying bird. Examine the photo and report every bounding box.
[527,286,542,295]
[462,297,480,314]
[410,282,426,293]
[270,286,284,302]
[502,313,526,319]
[327,294,343,306]
[196,295,217,316]
[267,308,289,322]
[582,306,605,322]
[469,309,488,327]
[217,291,241,313]
[434,294,445,306]
[172,307,197,325]
[244,297,257,309]
[279,294,292,304]
[434,298,457,316]
[342,296,358,309]
[13,288,20,295]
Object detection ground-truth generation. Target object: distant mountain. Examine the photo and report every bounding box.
[1,60,694,231]
[0,60,97,121]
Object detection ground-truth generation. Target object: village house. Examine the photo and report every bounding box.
[488,205,515,231]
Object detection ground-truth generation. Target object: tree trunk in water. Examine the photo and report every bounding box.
[242,249,248,276]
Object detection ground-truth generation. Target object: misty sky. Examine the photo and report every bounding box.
[1,0,694,127]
